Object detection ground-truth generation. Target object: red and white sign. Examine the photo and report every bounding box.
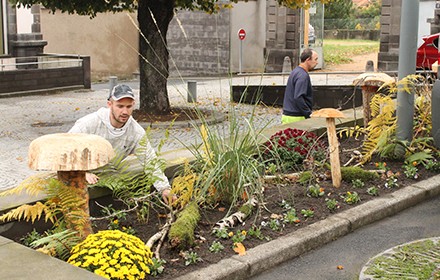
[238,28,246,41]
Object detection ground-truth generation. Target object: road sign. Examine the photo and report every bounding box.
[238,28,246,41]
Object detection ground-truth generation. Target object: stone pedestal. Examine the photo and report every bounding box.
[10,33,47,69]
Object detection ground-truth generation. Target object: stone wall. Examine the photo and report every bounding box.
[167,9,230,77]
[377,0,401,72]
[264,0,300,72]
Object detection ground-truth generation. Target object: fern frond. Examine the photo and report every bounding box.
[0,172,55,197]
[0,202,52,223]
[337,125,366,140]
[31,229,82,260]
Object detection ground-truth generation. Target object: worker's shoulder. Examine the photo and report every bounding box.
[129,118,147,136]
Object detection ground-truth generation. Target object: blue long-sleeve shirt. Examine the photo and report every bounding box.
[282,66,313,118]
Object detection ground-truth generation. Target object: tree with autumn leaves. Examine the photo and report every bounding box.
[11,0,331,115]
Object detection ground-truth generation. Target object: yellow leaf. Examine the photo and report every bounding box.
[233,242,246,256]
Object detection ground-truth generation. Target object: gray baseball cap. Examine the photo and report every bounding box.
[108,84,135,101]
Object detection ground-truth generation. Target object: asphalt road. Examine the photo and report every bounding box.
[251,195,440,280]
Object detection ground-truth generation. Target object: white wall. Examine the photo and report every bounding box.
[230,1,266,73]
[40,10,139,80]
[16,6,32,33]
[418,1,436,46]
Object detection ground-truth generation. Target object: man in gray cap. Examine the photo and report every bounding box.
[69,84,174,201]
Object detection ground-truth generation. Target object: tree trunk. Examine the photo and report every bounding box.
[138,0,174,115]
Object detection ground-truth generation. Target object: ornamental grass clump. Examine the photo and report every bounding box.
[67,230,153,280]
[263,128,327,172]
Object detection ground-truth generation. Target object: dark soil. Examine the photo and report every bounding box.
[91,136,439,279]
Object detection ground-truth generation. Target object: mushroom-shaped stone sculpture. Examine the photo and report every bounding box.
[311,108,346,188]
[353,72,395,127]
[28,133,114,236]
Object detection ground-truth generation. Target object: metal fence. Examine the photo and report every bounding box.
[0,54,83,71]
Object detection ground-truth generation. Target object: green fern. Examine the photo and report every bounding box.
[93,129,169,208]
[30,229,81,261]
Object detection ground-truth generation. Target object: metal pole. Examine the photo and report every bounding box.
[187,80,197,103]
[109,76,118,94]
[396,0,419,143]
[432,80,440,148]
[239,40,243,74]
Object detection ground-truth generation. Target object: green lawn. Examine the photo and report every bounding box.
[323,39,379,65]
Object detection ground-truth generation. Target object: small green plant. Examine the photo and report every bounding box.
[209,241,225,253]
[268,219,282,231]
[306,184,325,198]
[120,225,136,235]
[325,198,339,211]
[301,208,315,218]
[423,159,440,171]
[280,199,293,210]
[184,251,203,266]
[149,258,166,277]
[375,162,389,171]
[384,176,399,188]
[283,209,300,224]
[352,179,365,188]
[108,219,121,230]
[20,228,43,247]
[297,171,313,186]
[342,191,361,204]
[213,228,229,239]
[403,163,419,179]
[367,186,379,196]
[265,163,278,175]
[99,204,131,231]
[230,230,247,244]
[247,225,264,240]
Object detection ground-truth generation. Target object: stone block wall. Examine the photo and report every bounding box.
[264,0,300,72]
[167,9,230,77]
[377,0,401,72]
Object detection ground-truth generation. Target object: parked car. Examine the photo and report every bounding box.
[417,33,439,70]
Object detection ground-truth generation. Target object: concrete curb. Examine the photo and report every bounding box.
[175,174,440,280]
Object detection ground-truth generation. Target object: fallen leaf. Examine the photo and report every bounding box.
[233,242,246,256]
[270,213,283,219]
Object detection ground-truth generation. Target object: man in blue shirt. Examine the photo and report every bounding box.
[282,48,319,124]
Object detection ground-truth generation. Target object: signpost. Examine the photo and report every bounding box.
[238,28,246,74]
